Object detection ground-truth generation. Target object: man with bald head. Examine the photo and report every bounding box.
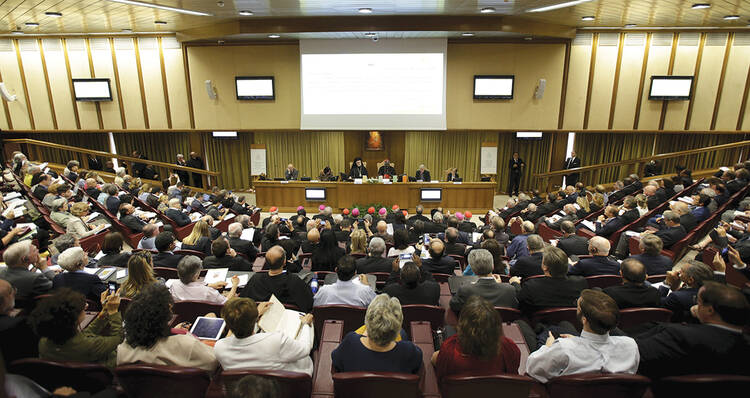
[302,228,320,253]
[569,236,620,277]
[644,185,662,210]
[602,258,660,309]
[373,220,393,245]
[421,238,457,275]
[240,245,313,312]
[227,222,258,259]
[543,203,579,231]
[0,279,39,365]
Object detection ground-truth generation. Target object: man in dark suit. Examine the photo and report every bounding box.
[383,262,440,306]
[512,246,588,315]
[301,228,320,254]
[415,164,431,182]
[628,234,672,275]
[450,249,520,312]
[725,168,748,195]
[543,203,578,231]
[355,237,393,274]
[241,246,313,312]
[31,173,51,201]
[510,234,544,279]
[556,221,590,257]
[0,242,55,308]
[658,260,715,322]
[84,178,102,199]
[508,152,525,196]
[602,258,660,309]
[186,151,204,188]
[421,239,457,275]
[152,232,184,268]
[335,218,353,244]
[284,164,299,181]
[226,222,258,260]
[119,204,152,233]
[408,205,430,225]
[644,185,662,210]
[164,198,192,227]
[52,247,107,302]
[619,196,641,226]
[636,282,750,379]
[594,205,625,238]
[652,211,687,249]
[378,159,396,177]
[0,279,40,365]
[569,236,621,277]
[203,238,252,271]
[444,227,467,256]
[175,154,190,185]
[564,150,581,187]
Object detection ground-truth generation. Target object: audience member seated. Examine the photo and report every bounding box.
[451,249,520,312]
[443,227,467,256]
[349,228,367,255]
[556,221,589,257]
[153,231,184,268]
[0,279,39,365]
[117,284,218,371]
[30,288,123,368]
[543,204,578,231]
[636,282,750,378]
[619,196,641,226]
[507,221,534,260]
[569,236,620,277]
[104,185,121,215]
[201,238,251,271]
[594,205,625,238]
[241,246,313,312]
[388,229,415,257]
[691,194,712,224]
[421,239,457,275]
[137,223,158,250]
[226,222,258,259]
[164,198,191,227]
[119,203,149,233]
[354,237,392,274]
[383,261,440,306]
[602,259,660,309]
[50,198,76,229]
[311,229,346,272]
[331,294,422,374]
[510,234,545,279]
[628,234,672,275]
[53,247,106,302]
[169,255,238,304]
[214,297,314,376]
[67,202,107,239]
[31,173,51,201]
[313,255,376,307]
[514,246,588,315]
[0,241,55,306]
[658,260,715,322]
[97,232,131,268]
[120,251,163,298]
[180,220,212,255]
[526,289,639,382]
[434,296,520,381]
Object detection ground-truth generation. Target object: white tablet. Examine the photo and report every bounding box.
[189,317,226,341]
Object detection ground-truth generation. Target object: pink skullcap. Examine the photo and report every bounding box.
[379,208,387,216]
[455,212,464,220]
[297,206,304,211]
[319,204,326,211]
[352,208,360,216]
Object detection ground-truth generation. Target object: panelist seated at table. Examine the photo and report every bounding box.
[319,166,336,181]
[285,164,299,181]
[349,157,368,180]
[415,164,431,182]
[378,160,396,177]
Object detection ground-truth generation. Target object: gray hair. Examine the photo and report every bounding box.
[115,167,126,177]
[2,241,33,268]
[468,249,493,275]
[563,204,576,214]
[53,234,77,253]
[682,260,714,287]
[177,255,203,284]
[51,198,68,212]
[639,233,664,255]
[527,234,544,252]
[433,212,444,223]
[700,187,716,197]
[521,221,535,233]
[306,219,317,231]
[332,214,343,225]
[324,206,333,216]
[365,294,403,346]
[58,247,86,272]
[368,237,386,257]
[589,236,611,255]
[228,222,243,238]
[168,198,181,208]
[518,193,530,201]
[663,210,680,224]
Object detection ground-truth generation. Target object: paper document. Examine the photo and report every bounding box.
[226,273,250,288]
[258,295,306,339]
[97,267,116,281]
[2,192,21,201]
[189,212,202,222]
[94,251,105,260]
[678,196,694,204]
[204,268,228,284]
[83,267,99,275]
[550,239,558,247]
[240,228,255,242]
[624,230,640,237]
[116,269,128,279]
[472,232,482,242]
[386,223,394,236]
[85,212,100,222]
[15,223,36,231]
[2,206,25,219]
[580,220,596,231]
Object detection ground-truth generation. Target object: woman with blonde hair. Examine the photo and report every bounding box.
[181,220,212,255]
[157,194,169,213]
[349,229,367,255]
[575,195,591,219]
[67,201,107,239]
[635,193,649,216]
[591,193,605,213]
[120,251,162,298]
[137,183,151,202]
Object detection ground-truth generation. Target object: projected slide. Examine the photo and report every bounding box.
[300,39,447,130]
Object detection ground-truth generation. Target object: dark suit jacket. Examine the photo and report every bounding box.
[0,314,39,365]
[97,252,131,268]
[383,280,440,306]
[636,323,750,379]
[106,196,121,215]
[620,208,640,226]
[445,242,467,256]
[564,157,581,175]
[679,213,697,233]
[629,254,672,275]
[228,237,258,259]
[603,282,661,309]
[557,235,590,257]
[653,226,687,249]
[659,285,698,322]
[153,252,185,268]
[121,214,147,233]
[52,271,107,302]
[203,255,252,271]
[32,185,48,201]
[408,214,430,225]
[165,208,191,227]
[181,236,212,255]
[0,267,55,304]
[378,165,396,176]
[85,187,101,199]
[569,256,620,277]
[546,213,578,230]
[422,256,457,275]
[449,278,520,312]
[355,256,393,274]
[595,217,624,237]
[415,169,431,182]
[458,221,476,233]
[646,195,662,210]
[240,272,313,313]
[284,169,299,181]
[510,252,544,279]
[516,276,588,315]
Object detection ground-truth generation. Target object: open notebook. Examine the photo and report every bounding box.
[257,294,307,339]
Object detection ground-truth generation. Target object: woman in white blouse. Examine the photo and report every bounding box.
[387,229,415,257]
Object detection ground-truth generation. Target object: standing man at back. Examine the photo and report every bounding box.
[186,151,204,188]
[564,151,581,187]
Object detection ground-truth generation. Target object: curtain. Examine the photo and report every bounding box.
[112,132,191,180]
[203,132,254,189]
[403,131,497,182]
[253,132,346,179]
[26,133,110,166]
[574,133,656,185]
[654,134,746,174]
[494,132,554,193]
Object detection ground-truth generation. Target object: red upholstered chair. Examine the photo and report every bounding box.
[530,307,581,330]
[153,266,178,280]
[206,369,312,398]
[538,222,563,242]
[440,374,539,398]
[174,248,206,259]
[172,221,196,240]
[510,220,522,236]
[618,308,673,331]
[401,304,445,333]
[646,274,667,283]
[113,364,211,398]
[312,305,366,341]
[79,229,109,253]
[447,255,467,271]
[171,300,225,325]
[652,374,750,397]
[545,373,651,398]
[494,307,522,323]
[370,272,391,289]
[332,372,420,398]
[350,252,367,259]
[432,273,454,283]
[298,252,312,270]
[585,275,622,289]
[9,358,113,393]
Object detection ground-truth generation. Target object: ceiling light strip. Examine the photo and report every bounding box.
[106,0,212,17]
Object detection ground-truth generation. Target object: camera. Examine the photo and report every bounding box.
[371,35,379,42]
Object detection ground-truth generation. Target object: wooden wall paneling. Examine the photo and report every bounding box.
[0,39,30,129]
[84,39,105,129]
[636,33,673,130]
[740,47,750,130]
[607,33,625,129]
[711,33,735,130]
[187,46,236,129]
[587,33,620,130]
[611,33,646,129]
[12,39,35,129]
[343,131,405,175]
[157,37,172,129]
[662,33,699,130]
[715,35,750,131]
[43,39,78,130]
[581,33,599,130]
[658,33,680,131]
[69,38,100,129]
[132,37,151,129]
[110,37,143,129]
[691,33,729,131]
[0,40,13,130]
[159,38,189,129]
[562,34,594,129]
[136,37,169,129]
[180,43,195,129]
[557,41,571,129]
[507,44,565,129]
[35,39,58,130]
[685,33,707,130]
[632,33,652,129]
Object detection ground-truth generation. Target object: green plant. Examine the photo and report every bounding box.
[350,202,393,215]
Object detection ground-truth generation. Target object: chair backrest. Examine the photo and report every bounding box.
[495,307,523,323]
[440,374,538,398]
[114,364,211,398]
[432,273,454,283]
[401,305,445,332]
[618,308,673,331]
[312,305,367,340]
[646,274,667,283]
[153,266,178,280]
[546,373,651,398]
[447,254,467,271]
[172,300,225,325]
[9,358,113,393]
[212,369,312,398]
[332,372,419,398]
[530,307,580,330]
[175,249,206,259]
[653,374,750,397]
[585,275,622,289]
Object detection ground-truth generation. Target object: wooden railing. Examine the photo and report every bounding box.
[534,139,750,190]
[3,138,219,189]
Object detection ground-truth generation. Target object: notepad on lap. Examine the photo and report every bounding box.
[204,268,228,284]
[258,295,305,339]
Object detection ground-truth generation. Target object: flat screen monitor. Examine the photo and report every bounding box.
[212,131,237,138]
[516,131,543,140]
[473,75,514,99]
[649,76,694,100]
[236,76,275,100]
[305,188,326,201]
[420,188,442,202]
[72,78,112,101]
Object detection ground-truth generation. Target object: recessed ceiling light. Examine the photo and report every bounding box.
[238,10,253,16]
[691,3,711,9]
[24,22,39,27]
[11,30,24,35]
[154,20,167,25]
[528,0,594,13]
[358,8,372,14]
[461,32,474,37]
[268,34,280,38]
[121,28,132,33]
[45,11,62,17]
[480,7,496,13]
[624,24,637,28]
[105,0,212,17]
[364,32,377,37]
[581,16,595,21]
[724,15,740,20]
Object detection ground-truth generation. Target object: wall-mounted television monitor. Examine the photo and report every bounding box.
[649,76,694,100]
[473,75,514,100]
[212,131,237,139]
[72,78,112,101]
[305,188,326,201]
[236,76,275,100]
[420,188,442,202]
[516,132,543,140]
